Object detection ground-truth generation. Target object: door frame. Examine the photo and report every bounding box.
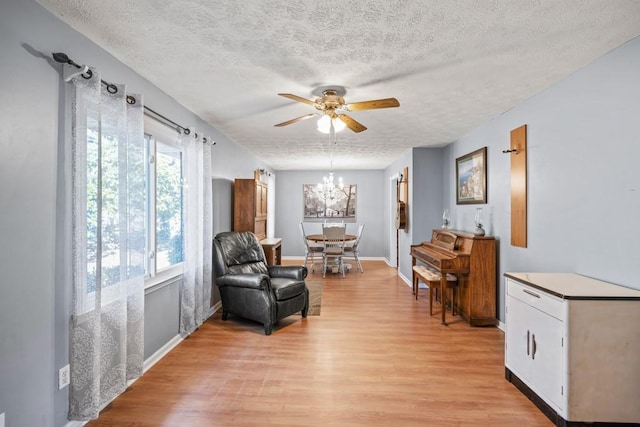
[389,173,400,267]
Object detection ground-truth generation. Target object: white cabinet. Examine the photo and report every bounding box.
[505,273,640,426]
[505,280,564,411]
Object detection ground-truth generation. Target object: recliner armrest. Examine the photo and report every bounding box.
[216,273,270,290]
[267,265,308,280]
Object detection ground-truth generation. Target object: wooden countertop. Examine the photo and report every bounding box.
[259,237,282,246]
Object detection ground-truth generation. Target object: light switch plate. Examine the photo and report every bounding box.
[1,412,5,427]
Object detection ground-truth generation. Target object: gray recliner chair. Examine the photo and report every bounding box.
[213,231,309,335]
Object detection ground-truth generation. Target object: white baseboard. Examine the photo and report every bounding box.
[63,334,183,427]
[383,257,397,267]
[398,270,411,287]
[205,305,216,319]
[211,301,222,314]
[143,334,183,373]
[63,302,243,427]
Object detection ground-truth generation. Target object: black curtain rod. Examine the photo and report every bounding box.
[143,106,190,136]
[53,52,193,137]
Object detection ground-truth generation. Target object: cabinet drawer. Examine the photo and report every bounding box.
[507,279,564,320]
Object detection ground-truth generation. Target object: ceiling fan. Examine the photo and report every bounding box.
[274,89,400,133]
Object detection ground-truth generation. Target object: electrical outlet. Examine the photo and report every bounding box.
[59,364,70,390]
[0,412,5,427]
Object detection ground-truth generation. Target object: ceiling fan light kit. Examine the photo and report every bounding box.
[275,88,399,134]
[317,115,346,134]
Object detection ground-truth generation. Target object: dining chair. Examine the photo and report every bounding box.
[322,223,347,278]
[323,220,345,228]
[344,223,364,273]
[299,222,323,272]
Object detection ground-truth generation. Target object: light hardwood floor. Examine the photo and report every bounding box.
[87,260,552,426]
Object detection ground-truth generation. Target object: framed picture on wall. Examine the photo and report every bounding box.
[456,147,487,204]
[303,183,357,222]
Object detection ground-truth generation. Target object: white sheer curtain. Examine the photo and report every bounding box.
[179,130,213,336]
[68,68,145,420]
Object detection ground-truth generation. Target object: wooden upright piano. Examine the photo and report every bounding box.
[411,229,497,326]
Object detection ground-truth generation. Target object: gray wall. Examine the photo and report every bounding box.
[143,279,181,360]
[383,148,445,281]
[3,1,640,425]
[384,151,414,277]
[385,38,640,320]
[212,178,234,236]
[1,2,58,426]
[0,1,270,426]
[274,170,386,258]
[386,37,640,322]
[412,148,445,244]
[442,36,640,321]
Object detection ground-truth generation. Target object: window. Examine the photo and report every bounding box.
[79,96,147,307]
[144,117,185,282]
[81,112,184,301]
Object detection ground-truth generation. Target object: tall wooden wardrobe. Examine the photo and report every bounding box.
[233,178,267,240]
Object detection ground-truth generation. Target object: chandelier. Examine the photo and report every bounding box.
[318,164,343,200]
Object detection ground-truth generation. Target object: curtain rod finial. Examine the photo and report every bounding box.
[53,52,72,64]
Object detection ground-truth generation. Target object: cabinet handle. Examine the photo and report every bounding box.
[526,330,530,356]
[523,288,540,298]
[531,334,537,360]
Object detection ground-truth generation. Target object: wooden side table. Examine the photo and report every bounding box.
[260,237,282,265]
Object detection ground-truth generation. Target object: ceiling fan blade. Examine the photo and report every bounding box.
[345,97,400,111]
[278,93,318,108]
[338,114,367,133]
[274,113,318,127]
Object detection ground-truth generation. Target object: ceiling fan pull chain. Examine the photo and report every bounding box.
[330,119,336,143]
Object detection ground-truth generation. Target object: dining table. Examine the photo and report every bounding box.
[305,234,357,274]
[305,234,357,243]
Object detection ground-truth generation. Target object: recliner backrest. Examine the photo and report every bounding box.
[213,231,269,277]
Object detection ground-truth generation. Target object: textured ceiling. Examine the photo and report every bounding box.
[38,0,640,170]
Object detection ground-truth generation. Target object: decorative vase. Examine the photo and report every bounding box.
[474,207,485,236]
[442,209,451,229]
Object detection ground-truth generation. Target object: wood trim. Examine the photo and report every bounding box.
[510,125,527,247]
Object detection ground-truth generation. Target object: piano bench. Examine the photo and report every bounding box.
[412,265,458,316]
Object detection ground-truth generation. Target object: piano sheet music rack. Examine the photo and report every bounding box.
[411,229,497,326]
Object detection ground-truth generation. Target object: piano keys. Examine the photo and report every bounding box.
[411,229,497,326]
